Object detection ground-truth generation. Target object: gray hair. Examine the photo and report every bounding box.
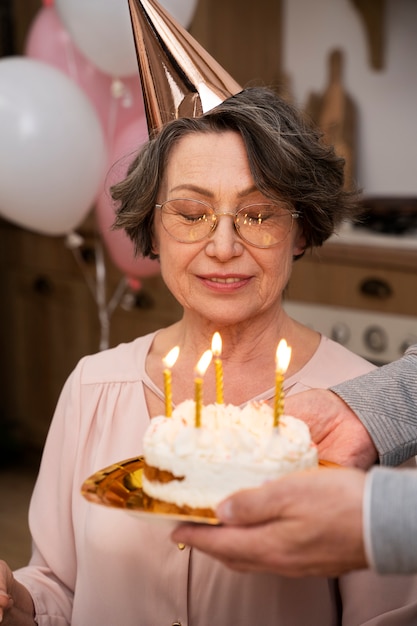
[111,86,361,259]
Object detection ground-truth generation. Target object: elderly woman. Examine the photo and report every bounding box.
[2,87,417,625]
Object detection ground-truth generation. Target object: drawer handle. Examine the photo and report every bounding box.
[359,277,392,299]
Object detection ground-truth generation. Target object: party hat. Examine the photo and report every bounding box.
[128,0,242,134]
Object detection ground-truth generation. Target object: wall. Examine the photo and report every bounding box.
[283,0,417,196]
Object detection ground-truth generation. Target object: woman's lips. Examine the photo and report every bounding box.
[199,275,251,290]
[208,276,242,284]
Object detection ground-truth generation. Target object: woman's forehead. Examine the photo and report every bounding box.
[162,132,252,193]
[166,130,247,170]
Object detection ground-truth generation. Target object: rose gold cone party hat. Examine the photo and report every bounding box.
[128,0,242,134]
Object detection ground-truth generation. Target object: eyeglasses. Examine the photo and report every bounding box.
[155,198,300,248]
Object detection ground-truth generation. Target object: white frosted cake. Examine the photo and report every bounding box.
[142,399,318,517]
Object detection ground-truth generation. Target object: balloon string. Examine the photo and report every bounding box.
[68,234,97,299]
[63,30,79,85]
[106,80,120,150]
[107,78,134,150]
[94,236,109,351]
[68,231,129,352]
[107,275,129,317]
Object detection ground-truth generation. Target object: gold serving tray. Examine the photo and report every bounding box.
[81,456,338,526]
[81,456,220,525]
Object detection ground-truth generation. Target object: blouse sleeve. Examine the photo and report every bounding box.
[13,358,87,625]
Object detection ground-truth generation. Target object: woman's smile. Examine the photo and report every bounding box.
[199,274,252,290]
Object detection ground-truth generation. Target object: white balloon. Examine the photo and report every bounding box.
[55,0,138,78]
[55,0,200,78]
[0,57,107,236]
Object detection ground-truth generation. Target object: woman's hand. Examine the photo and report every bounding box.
[284,389,378,468]
[172,467,368,577]
[0,560,36,625]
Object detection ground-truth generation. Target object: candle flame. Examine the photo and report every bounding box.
[163,346,180,369]
[211,332,222,357]
[195,349,213,377]
[276,339,291,374]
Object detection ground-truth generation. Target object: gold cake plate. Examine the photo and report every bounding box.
[81,456,338,527]
[81,456,219,526]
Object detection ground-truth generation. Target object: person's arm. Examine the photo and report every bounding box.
[282,346,417,468]
[173,467,367,577]
[174,348,417,576]
[331,346,417,466]
[173,464,417,576]
[283,388,378,468]
[364,466,417,574]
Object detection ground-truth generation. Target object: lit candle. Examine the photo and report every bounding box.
[194,349,213,428]
[273,339,292,427]
[162,346,180,417]
[211,332,224,404]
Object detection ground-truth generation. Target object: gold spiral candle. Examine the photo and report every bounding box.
[211,332,224,404]
[194,349,213,427]
[195,376,203,428]
[162,346,180,417]
[273,339,291,428]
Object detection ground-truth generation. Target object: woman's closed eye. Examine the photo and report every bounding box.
[177,210,210,224]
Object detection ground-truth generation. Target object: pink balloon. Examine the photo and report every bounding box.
[96,118,160,280]
[25,7,145,145]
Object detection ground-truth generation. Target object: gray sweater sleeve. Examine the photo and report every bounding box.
[331,345,417,574]
[365,467,417,574]
[331,345,417,466]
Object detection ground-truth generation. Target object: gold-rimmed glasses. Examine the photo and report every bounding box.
[155,198,300,248]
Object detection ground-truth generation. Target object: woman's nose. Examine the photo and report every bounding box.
[205,213,243,260]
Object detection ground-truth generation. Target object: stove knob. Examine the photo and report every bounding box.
[331,322,350,345]
[364,326,387,353]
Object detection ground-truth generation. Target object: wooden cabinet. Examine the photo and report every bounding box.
[190,0,283,89]
[14,0,41,50]
[286,240,417,316]
[0,217,182,456]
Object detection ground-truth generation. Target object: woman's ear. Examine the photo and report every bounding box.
[151,231,160,256]
[292,229,307,257]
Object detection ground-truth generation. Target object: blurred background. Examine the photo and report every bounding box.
[0,0,416,567]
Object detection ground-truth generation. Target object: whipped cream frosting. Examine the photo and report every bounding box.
[142,400,318,509]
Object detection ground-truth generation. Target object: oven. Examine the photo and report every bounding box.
[284,198,417,366]
[284,300,417,366]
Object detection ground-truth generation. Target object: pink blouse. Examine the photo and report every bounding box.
[14,333,417,625]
